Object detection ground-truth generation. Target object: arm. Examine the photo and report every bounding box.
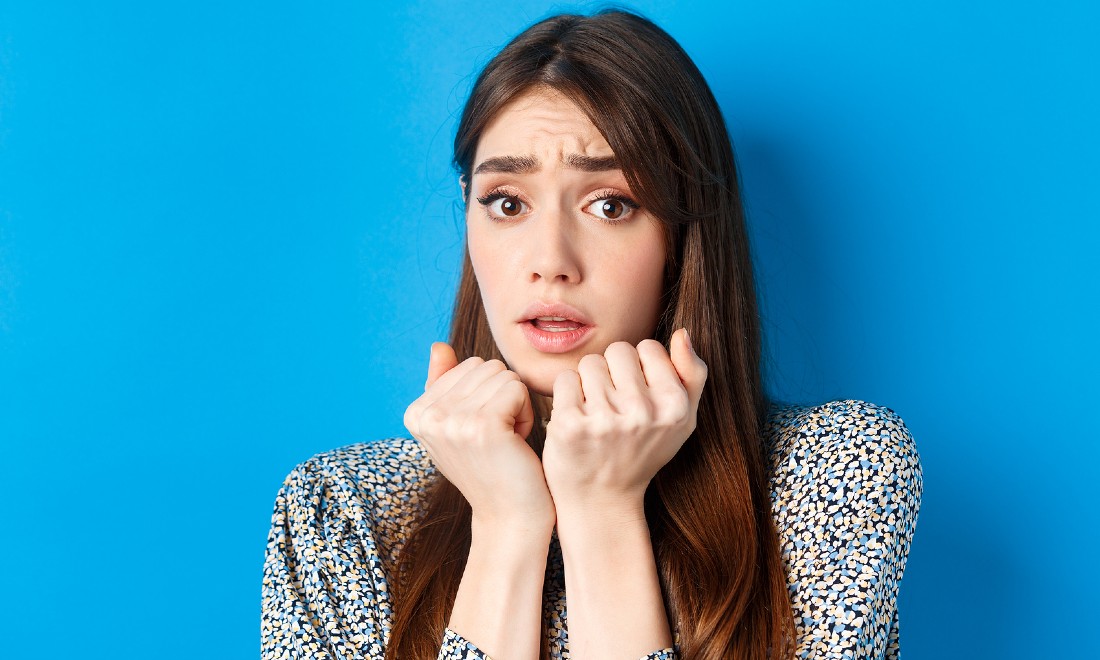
[261,454,392,660]
[542,330,706,660]
[444,517,554,659]
[554,500,672,659]
[771,401,922,659]
[405,343,556,660]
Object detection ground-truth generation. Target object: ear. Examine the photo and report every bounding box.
[459,175,467,199]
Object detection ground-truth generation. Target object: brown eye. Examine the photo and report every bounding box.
[600,199,625,219]
[586,195,638,222]
[476,193,529,220]
[500,196,522,217]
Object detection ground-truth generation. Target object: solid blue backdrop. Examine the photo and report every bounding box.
[1,1,1096,657]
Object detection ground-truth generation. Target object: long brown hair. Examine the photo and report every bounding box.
[387,10,795,660]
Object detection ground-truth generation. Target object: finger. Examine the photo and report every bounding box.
[668,328,708,406]
[436,358,509,403]
[417,356,490,411]
[463,368,524,411]
[551,369,584,411]
[408,358,507,440]
[576,353,613,409]
[425,342,460,390]
[481,376,535,440]
[603,341,647,395]
[636,338,682,393]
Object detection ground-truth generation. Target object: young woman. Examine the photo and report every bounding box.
[262,10,922,660]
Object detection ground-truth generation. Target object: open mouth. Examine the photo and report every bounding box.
[528,316,585,332]
[519,309,594,353]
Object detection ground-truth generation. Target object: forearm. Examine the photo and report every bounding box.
[448,516,554,660]
[555,500,673,660]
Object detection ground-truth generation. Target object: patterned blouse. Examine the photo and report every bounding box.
[261,399,922,659]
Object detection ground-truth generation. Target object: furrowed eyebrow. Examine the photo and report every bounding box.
[564,154,619,172]
[473,155,540,174]
[471,153,621,175]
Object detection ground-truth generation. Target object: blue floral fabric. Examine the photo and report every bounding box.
[261,399,921,659]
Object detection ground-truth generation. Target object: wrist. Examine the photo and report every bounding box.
[554,498,651,555]
[552,491,646,529]
[471,510,555,548]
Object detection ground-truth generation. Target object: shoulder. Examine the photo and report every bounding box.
[764,399,923,550]
[270,437,437,571]
[765,399,922,492]
[263,438,433,657]
[272,437,435,525]
[764,400,923,652]
[279,436,435,497]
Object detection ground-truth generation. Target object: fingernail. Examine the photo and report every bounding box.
[683,328,693,353]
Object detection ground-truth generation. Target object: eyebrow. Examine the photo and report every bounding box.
[472,153,620,175]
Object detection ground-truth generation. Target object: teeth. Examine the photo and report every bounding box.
[536,316,569,321]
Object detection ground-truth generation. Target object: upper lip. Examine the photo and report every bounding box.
[518,301,593,325]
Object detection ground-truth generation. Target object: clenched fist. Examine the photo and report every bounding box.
[541,328,708,514]
[404,343,555,530]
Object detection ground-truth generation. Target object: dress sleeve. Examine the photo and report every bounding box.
[437,629,675,660]
[261,455,392,659]
[438,629,489,659]
[770,401,923,659]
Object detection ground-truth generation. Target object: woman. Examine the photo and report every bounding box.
[262,10,922,660]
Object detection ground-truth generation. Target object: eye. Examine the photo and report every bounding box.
[585,194,639,222]
[476,193,528,219]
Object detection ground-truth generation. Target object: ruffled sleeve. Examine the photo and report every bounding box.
[767,400,923,659]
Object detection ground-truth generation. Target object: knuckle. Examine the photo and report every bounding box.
[589,415,614,438]
[622,409,649,433]
[421,404,448,428]
[550,410,582,436]
[617,392,651,415]
[497,378,524,399]
[668,397,691,421]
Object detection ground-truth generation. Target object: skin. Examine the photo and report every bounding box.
[403,87,709,659]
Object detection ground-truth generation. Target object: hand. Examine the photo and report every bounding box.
[404,343,555,530]
[541,329,708,514]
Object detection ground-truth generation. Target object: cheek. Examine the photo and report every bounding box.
[617,229,667,326]
[467,225,506,315]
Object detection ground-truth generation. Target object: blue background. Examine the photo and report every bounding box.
[1,1,1096,657]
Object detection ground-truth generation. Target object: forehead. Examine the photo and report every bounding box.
[474,87,614,164]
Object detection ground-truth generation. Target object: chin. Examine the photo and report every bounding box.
[504,353,579,398]
[513,366,560,398]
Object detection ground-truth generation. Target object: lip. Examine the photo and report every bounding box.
[517,301,595,354]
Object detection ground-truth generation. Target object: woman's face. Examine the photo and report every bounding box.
[466,87,666,396]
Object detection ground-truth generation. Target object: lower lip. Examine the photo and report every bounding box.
[520,320,594,353]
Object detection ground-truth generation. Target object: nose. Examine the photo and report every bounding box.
[526,209,582,284]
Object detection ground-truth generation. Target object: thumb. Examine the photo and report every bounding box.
[669,328,708,404]
[425,342,459,390]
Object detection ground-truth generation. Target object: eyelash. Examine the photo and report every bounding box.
[475,187,641,223]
